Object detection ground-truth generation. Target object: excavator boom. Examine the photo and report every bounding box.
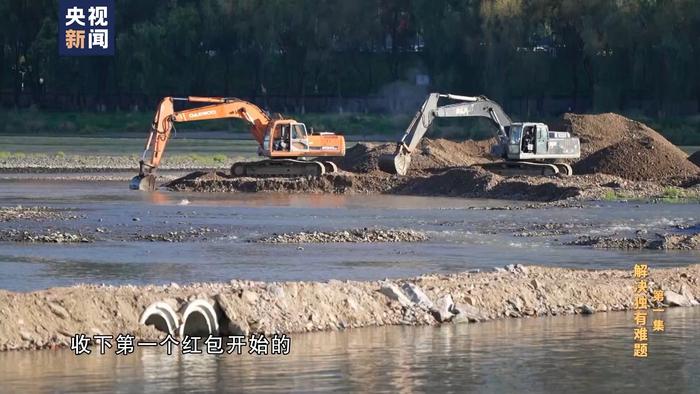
[379,93,513,175]
[379,93,579,176]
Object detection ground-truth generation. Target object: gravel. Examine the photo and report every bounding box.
[254,228,429,243]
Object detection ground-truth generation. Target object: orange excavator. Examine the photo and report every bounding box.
[130,96,346,190]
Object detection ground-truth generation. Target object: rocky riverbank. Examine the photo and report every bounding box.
[0,153,234,172]
[254,228,429,244]
[2,264,700,351]
[568,233,700,250]
[0,206,76,222]
[165,168,700,202]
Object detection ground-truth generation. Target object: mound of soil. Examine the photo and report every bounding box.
[166,168,584,202]
[576,138,699,181]
[165,171,404,194]
[397,167,500,196]
[689,151,700,167]
[564,113,699,181]
[337,138,495,174]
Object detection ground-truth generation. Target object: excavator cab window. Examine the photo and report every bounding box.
[274,125,290,151]
[509,126,522,144]
[290,123,309,152]
[522,125,536,153]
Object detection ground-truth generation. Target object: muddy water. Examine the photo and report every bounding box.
[1,307,698,393]
[0,179,699,292]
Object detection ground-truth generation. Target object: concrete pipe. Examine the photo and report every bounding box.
[179,299,219,338]
[139,301,180,336]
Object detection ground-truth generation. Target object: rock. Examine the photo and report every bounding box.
[679,284,699,305]
[214,294,250,335]
[401,282,434,309]
[452,303,488,323]
[267,285,285,298]
[378,282,411,307]
[432,294,455,322]
[240,290,259,304]
[47,302,70,319]
[580,304,595,314]
[19,330,35,342]
[664,290,691,307]
[515,264,529,275]
[531,279,543,290]
[507,297,524,312]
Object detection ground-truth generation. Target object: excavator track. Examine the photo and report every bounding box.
[554,162,573,176]
[231,159,332,178]
[479,161,561,177]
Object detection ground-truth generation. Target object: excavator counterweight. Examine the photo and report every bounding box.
[130,96,345,191]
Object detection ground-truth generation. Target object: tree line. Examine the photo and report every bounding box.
[2,0,700,117]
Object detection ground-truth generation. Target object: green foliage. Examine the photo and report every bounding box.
[662,187,685,200]
[212,154,227,163]
[3,0,700,122]
[602,189,634,201]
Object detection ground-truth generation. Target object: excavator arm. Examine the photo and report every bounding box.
[379,93,513,175]
[131,96,272,190]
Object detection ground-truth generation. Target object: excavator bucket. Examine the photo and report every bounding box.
[378,151,411,176]
[129,174,157,191]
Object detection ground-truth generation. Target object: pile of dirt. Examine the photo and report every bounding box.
[166,171,404,194]
[165,169,584,202]
[337,138,495,174]
[254,228,428,243]
[689,151,700,167]
[564,113,700,181]
[396,167,501,197]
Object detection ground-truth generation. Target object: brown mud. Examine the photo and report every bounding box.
[167,114,700,202]
[2,265,700,351]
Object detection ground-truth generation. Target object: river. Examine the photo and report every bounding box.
[1,307,698,393]
[0,179,698,291]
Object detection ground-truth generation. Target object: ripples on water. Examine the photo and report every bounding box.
[0,180,698,291]
[2,308,699,393]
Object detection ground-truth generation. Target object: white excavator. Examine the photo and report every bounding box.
[379,93,580,176]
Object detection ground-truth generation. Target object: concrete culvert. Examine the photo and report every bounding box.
[179,299,219,338]
[139,301,180,336]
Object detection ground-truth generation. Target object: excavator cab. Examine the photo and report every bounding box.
[506,122,579,162]
[507,123,545,157]
[265,120,311,155]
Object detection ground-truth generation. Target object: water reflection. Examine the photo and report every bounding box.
[2,308,700,393]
